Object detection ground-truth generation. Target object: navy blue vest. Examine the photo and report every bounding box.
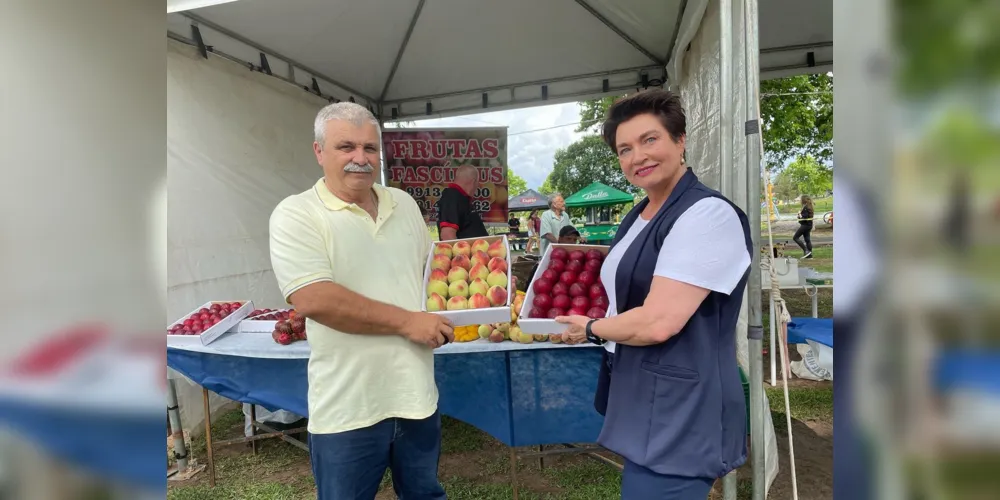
[595,168,752,479]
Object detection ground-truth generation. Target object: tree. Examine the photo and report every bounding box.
[771,170,799,203]
[778,155,832,198]
[575,96,621,133]
[544,135,636,198]
[507,169,528,196]
[759,74,833,174]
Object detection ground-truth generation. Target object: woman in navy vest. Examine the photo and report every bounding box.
[556,90,753,499]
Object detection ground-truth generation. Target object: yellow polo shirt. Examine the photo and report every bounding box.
[269,178,435,434]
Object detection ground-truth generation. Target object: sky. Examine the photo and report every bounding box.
[385,102,588,191]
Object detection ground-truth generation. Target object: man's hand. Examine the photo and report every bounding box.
[402,312,455,348]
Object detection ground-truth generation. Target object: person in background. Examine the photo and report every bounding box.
[558,225,581,244]
[555,89,751,499]
[269,102,452,500]
[794,195,814,258]
[525,209,541,254]
[437,164,489,241]
[508,212,520,235]
[539,193,573,255]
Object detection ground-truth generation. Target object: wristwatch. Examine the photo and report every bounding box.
[585,319,606,345]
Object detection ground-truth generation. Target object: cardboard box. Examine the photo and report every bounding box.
[167,300,254,346]
[517,244,609,335]
[422,235,512,326]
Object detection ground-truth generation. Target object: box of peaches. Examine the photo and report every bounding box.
[167,300,255,345]
[423,235,512,326]
[517,244,611,335]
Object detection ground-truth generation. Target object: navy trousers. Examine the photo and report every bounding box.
[309,410,446,500]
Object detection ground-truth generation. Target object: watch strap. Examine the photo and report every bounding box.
[585,319,605,345]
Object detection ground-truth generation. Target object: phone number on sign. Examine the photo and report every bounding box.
[414,199,492,214]
[404,186,493,199]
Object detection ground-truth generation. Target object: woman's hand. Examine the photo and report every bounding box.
[554,315,590,344]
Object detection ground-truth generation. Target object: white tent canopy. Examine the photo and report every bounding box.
[167,0,830,120]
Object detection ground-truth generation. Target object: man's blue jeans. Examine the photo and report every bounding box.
[309,410,446,500]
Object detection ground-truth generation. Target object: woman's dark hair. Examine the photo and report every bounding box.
[601,89,686,152]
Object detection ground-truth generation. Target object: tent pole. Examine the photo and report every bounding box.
[718,0,740,497]
[741,0,766,497]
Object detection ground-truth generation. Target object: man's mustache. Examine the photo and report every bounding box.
[344,162,374,173]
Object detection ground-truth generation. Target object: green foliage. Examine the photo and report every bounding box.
[507,169,528,197]
[775,155,833,197]
[574,96,621,133]
[539,177,557,195]
[760,74,833,172]
[772,170,799,202]
[896,0,1000,96]
[545,135,636,198]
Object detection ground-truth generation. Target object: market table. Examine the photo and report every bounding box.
[167,332,610,494]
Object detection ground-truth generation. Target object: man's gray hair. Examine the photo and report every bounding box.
[314,102,381,149]
[548,193,563,207]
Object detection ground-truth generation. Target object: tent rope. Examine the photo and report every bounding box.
[755,94,800,500]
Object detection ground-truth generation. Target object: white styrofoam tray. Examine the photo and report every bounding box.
[234,308,294,333]
[421,235,512,326]
[517,244,609,335]
[167,300,254,346]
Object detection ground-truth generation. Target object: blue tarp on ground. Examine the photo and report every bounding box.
[786,317,833,347]
[166,346,606,447]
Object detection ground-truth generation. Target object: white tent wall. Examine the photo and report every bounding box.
[167,39,327,434]
[673,0,779,494]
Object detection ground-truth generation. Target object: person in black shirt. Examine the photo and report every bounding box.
[508,213,520,235]
[437,165,489,240]
[793,195,814,258]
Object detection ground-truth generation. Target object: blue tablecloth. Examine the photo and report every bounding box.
[934,349,1000,396]
[167,345,606,447]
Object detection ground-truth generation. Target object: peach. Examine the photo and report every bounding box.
[478,324,492,339]
[486,270,508,288]
[448,280,469,298]
[468,293,491,309]
[451,255,472,271]
[468,263,489,282]
[430,254,451,273]
[426,293,446,312]
[428,269,448,284]
[433,243,452,259]
[487,239,507,259]
[427,280,449,298]
[469,278,489,297]
[452,240,471,257]
[446,296,468,310]
[550,333,564,344]
[471,250,490,267]
[533,334,549,342]
[488,329,504,343]
[471,239,490,254]
[487,257,507,274]
[448,267,469,284]
[487,285,508,307]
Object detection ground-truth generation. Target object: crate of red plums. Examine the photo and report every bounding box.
[235,308,294,333]
[517,245,610,335]
[167,300,255,345]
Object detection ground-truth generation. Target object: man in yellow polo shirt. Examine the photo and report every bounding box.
[269,102,453,500]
